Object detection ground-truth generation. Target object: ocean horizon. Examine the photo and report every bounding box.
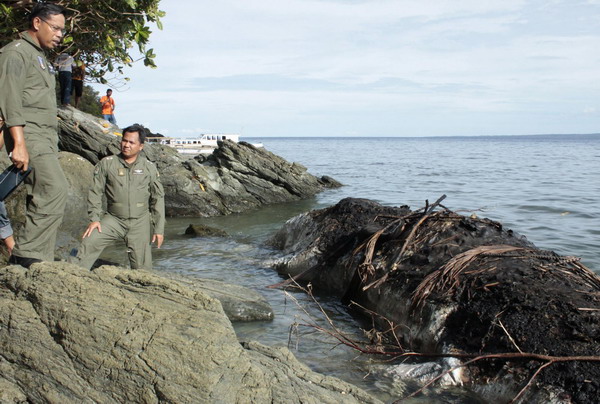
[245,132,600,140]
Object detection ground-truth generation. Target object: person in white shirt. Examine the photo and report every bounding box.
[55,52,74,106]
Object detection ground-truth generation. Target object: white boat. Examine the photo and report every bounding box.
[147,133,262,155]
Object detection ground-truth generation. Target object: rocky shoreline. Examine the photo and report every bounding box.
[0,108,366,403]
[0,263,379,403]
[1,109,598,403]
[56,106,341,217]
[2,106,341,261]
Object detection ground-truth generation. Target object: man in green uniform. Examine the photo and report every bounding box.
[0,3,69,268]
[72,124,165,270]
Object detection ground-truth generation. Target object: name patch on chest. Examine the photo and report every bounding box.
[133,169,144,175]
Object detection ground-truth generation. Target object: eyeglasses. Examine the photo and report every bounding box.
[39,18,66,35]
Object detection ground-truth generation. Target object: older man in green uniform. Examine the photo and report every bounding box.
[72,124,165,270]
[0,3,68,268]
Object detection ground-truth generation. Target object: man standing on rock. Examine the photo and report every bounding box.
[0,3,69,268]
[100,89,116,125]
[55,51,74,106]
[72,124,165,270]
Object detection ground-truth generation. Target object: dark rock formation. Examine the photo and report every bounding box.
[57,106,341,217]
[185,224,229,237]
[0,262,379,403]
[268,197,600,404]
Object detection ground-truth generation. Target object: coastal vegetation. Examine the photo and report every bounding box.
[0,0,164,82]
[75,84,102,115]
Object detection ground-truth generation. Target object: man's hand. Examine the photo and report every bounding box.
[152,234,164,248]
[10,143,29,171]
[82,221,102,238]
[8,126,29,171]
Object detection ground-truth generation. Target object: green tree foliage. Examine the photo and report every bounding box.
[0,0,164,83]
[77,84,102,116]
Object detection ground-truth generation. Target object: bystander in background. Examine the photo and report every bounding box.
[55,52,74,106]
[100,89,116,125]
[71,59,85,108]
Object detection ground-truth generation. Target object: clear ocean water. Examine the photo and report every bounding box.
[144,134,599,402]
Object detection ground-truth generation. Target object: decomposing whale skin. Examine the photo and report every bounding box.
[269,197,600,404]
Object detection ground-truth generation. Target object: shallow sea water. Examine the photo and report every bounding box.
[103,134,599,402]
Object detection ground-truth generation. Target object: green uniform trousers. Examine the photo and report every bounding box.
[13,153,68,261]
[74,213,153,270]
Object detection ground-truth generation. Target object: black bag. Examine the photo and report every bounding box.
[0,164,31,201]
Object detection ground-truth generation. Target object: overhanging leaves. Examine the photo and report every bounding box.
[0,0,165,82]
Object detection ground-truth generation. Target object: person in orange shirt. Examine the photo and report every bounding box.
[100,89,116,125]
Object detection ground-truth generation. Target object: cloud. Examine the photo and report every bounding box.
[94,0,600,137]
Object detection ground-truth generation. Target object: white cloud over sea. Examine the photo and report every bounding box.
[93,0,600,137]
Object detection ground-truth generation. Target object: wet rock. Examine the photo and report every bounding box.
[160,275,274,322]
[0,262,380,404]
[319,175,342,187]
[57,106,341,217]
[269,197,600,403]
[184,224,228,238]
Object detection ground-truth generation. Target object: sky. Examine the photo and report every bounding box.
[92,0,600,138]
